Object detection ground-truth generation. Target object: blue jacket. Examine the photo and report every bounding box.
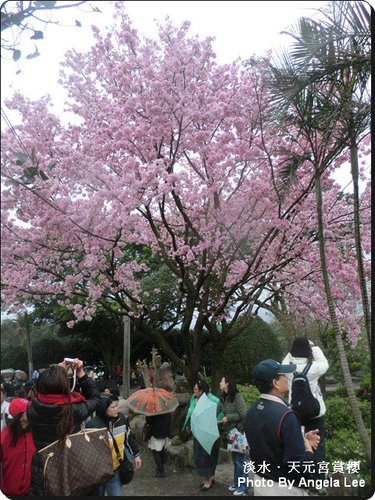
[244,394,315,483]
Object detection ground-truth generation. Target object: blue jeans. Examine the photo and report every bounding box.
[231,451,249,492]
[97,469,122,496]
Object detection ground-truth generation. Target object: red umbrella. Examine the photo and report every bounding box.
[127,387,179,416]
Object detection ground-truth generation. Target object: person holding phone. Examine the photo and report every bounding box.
[27,358,101,495]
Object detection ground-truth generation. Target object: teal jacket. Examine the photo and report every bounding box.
[182,393,224,430]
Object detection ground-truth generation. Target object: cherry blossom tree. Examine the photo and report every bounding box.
[1,3,369,391]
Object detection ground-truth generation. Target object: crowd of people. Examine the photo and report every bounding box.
[0,337,329,497]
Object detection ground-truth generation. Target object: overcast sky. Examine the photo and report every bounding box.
[1,0,370,192]
[1,0,329,107]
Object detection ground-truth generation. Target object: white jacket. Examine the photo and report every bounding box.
[282,345,329,418]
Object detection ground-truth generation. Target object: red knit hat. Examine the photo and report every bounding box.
[9,397,29,417]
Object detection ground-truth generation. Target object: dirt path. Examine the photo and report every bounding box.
[122,440,239,497]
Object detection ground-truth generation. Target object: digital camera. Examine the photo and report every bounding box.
[64,357,74,365]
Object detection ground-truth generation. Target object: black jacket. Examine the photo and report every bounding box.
[146,412,172,439]
[27,374,100,496]
[27,374,100,450]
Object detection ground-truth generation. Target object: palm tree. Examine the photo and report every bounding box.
[272,0,371,345]
[263,0,371,462]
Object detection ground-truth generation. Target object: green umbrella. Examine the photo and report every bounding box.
[191,392,220,454]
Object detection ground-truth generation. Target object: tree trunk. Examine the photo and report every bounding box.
[315,174,371,464]
[24,312,33,379]
[210,343,225,397]
[350,138,371,347]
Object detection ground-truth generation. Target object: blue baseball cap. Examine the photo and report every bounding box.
[253,359,296,383]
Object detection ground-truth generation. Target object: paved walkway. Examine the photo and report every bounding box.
[122,440,245,497]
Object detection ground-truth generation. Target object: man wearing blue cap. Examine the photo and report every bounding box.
[244,359,320,496]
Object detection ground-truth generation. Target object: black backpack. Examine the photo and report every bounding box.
[290,361,320,421]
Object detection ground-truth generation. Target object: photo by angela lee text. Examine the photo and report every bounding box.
[239,459,366,492]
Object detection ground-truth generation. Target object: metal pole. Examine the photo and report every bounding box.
[122,315,131,398]
[24,311,33,379]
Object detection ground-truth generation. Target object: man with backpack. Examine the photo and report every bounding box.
[282,338,329,492]
[244,359,320,496]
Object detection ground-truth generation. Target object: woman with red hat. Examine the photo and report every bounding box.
[0,397,36,496]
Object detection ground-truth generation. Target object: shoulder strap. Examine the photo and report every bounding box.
[277,409,298,441]
[301,361,312,376]
[108,428,123,462]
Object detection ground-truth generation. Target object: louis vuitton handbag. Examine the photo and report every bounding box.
[38,425,114,496]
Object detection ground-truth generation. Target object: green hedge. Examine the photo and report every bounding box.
[223,316,282,384]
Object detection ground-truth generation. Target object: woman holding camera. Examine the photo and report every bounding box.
[27,358,101,495]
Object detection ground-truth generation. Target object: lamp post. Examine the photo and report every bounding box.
[122,315,131,398]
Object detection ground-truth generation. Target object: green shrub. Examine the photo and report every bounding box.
[325,395,352,432]
[350,361,362,373]
[360,372,371,391]
[334,385,348,397]
[326,427,371,498]
[326,428,368,464]
[324,393,371,492]
[223,316,282,384]
[358,372,371,401]
[238,384,260,407]
[357,399,371,428]
[325,394,371,432]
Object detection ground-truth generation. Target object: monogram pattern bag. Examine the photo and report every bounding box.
[38,426,114,496]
